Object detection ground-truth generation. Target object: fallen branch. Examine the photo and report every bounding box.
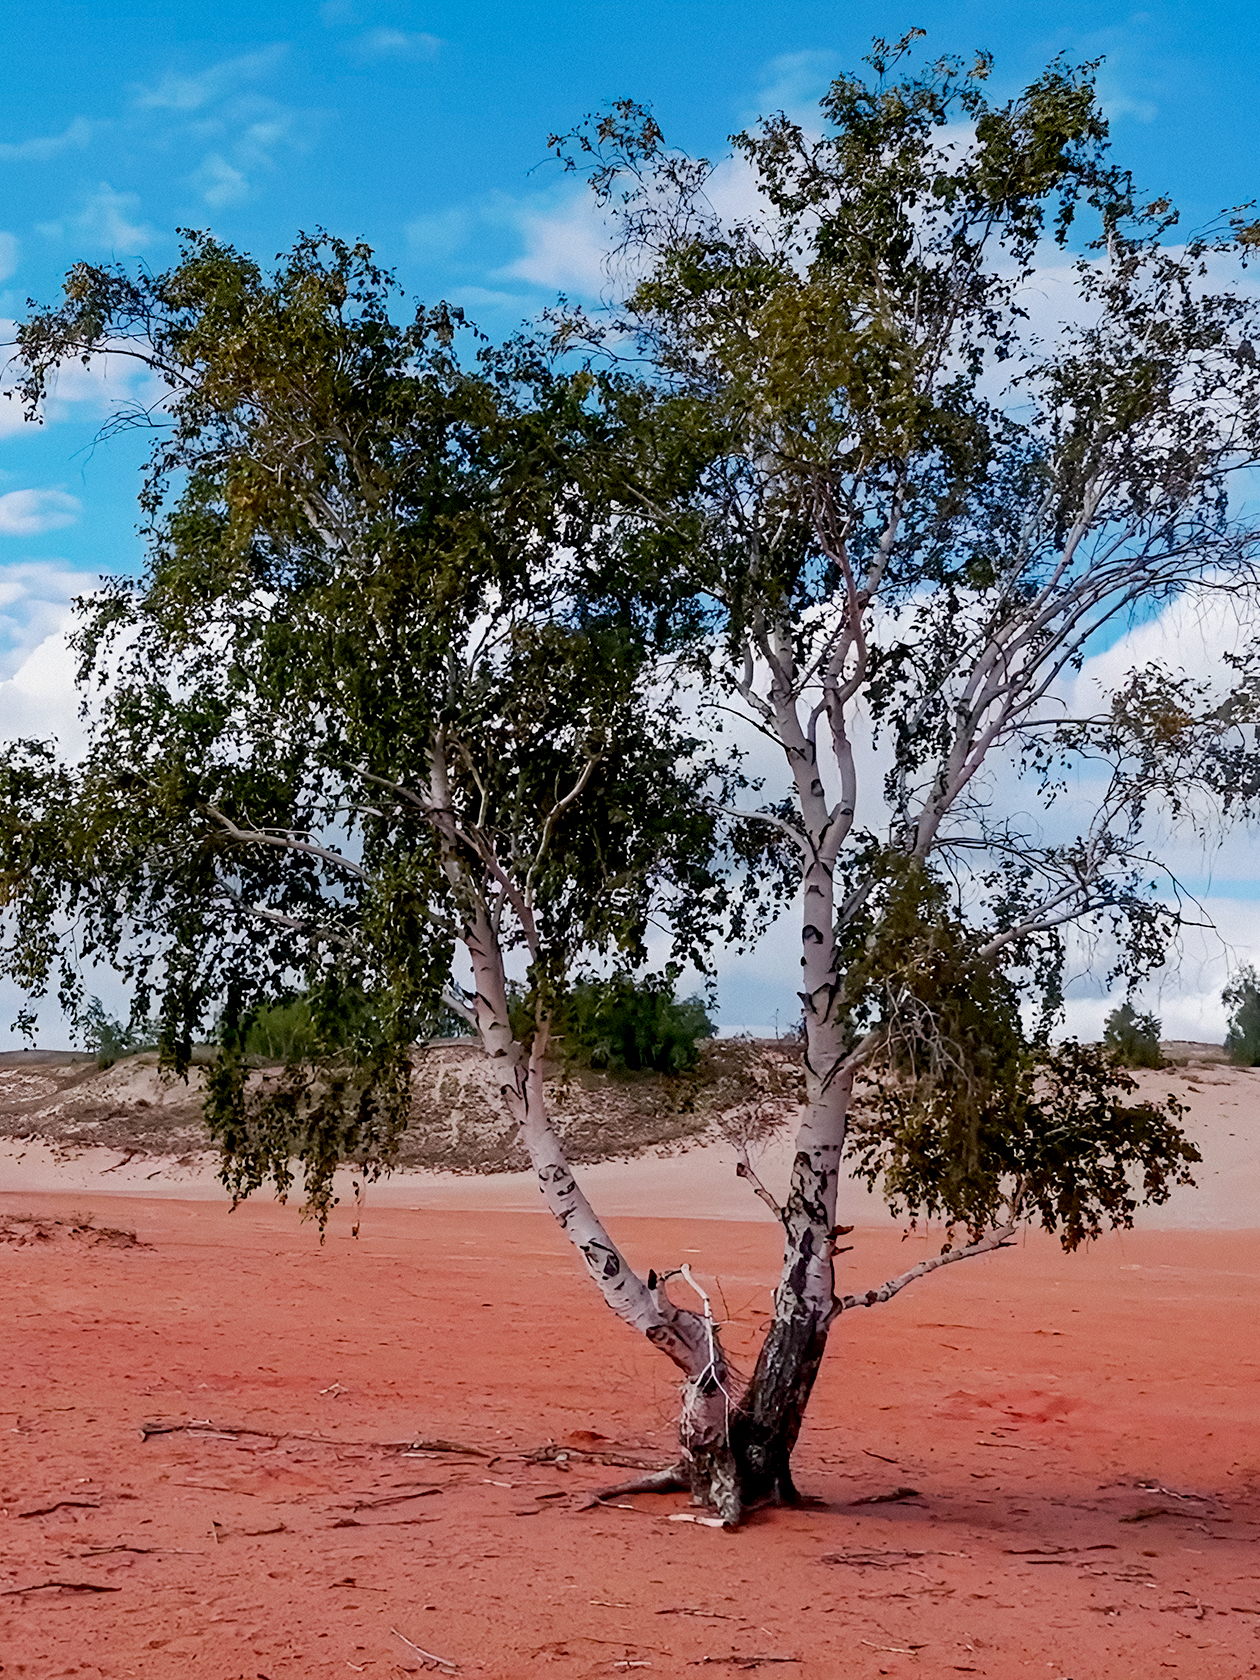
[520,1441,668,1471]
[391,1626,457,1671]
[832,1222,1017,1317]
[821,1548,966,1567]
[696,1658,799,1669]
[139,1418,661,1471]
[78,1545,206,1557]
[1,1580,121,1596]
[18,1500,101,1518]
[852,1487,922,1505]
[330,1515,441,1529]
[140,1418,487,1455]
[341,1488,443,1510]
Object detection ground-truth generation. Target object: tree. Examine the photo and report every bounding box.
[1103,1002,1163,1068]
[539,33,1260,1512]
[1224,967,1260,1064]
[1,233,763,1484]
[2,37,1255,1529]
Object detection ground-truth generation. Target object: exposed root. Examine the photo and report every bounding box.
[577,1465,688,1510]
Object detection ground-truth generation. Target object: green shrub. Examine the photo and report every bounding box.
[244,998,320,1061]
[1224,967,1260,1066]
[558,972,715,1075]
[1102,1002,1164,1069]
[242,991,471,1062]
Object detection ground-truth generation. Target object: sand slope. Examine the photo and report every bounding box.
[2,1050,1257,1228]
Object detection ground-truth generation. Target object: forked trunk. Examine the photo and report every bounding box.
[462,917,745,1521]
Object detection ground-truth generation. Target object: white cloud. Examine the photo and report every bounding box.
[500,190,617,294]
[0,558,87,672]
[751,50,838,122]
[405,206,473,262]
[0,490,80,537]
[0,117,93,163]
[0,232,18,281]
[0,629,87,752]
[133,46,287,113]
[38,183,157,254]
[191,152,249,208]
[346,28,441,61]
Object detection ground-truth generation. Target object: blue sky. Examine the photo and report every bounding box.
[3,1,1260,583]
[3,1,1260,1040]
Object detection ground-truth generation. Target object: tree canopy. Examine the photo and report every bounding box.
[3,34,1257,1524]
[2,231,740,1219]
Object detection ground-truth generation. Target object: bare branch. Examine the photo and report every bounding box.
[830,1222,1018,1322]
[205,807,370,881]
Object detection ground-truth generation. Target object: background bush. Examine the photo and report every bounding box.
[1102,1002,1164,1069]
[549,972,716,1074]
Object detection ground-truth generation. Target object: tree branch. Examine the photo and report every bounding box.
[830,1222,1017,1323]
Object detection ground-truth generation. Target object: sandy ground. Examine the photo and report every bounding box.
[1,1199,1259,1679]
[1,1054,1258,1678]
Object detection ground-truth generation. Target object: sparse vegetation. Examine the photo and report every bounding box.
[81,997,158,1069]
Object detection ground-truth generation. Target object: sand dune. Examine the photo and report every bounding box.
[2,1048,1256,1228]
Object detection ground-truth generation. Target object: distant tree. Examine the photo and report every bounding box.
[1103,1002,1164,1068]
[1224,967,1260,1065]
[81,997,158,1069]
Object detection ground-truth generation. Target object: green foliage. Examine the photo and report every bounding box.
[1,230,735,1224]
[81,996,159,1069]
[1223,967,1260,1066]
[1103,1002,1164,1068]
[833,856,1193,1248]
[850,1039,1198,1251]
[244,999,319,1062]
[242,991,470,1062]
[560,972,715,1074]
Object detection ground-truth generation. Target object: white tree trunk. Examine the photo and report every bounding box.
[459,904,743,1519]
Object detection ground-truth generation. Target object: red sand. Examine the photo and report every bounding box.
[1,1191,1258,1680]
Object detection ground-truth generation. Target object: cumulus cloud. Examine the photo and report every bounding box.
[133,45,287,113]
[0,116,93,163]
[0,490,81,537]
[500,190,614,293]
[346,28,441,61]
[0,558,89,675]
[0,629,88,753]
[0,564,94,765]
[751,50,838,121]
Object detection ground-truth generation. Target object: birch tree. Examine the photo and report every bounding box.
[4,35,1258,1531]
[1,231,759,1480]
[541,36,1260,1512]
